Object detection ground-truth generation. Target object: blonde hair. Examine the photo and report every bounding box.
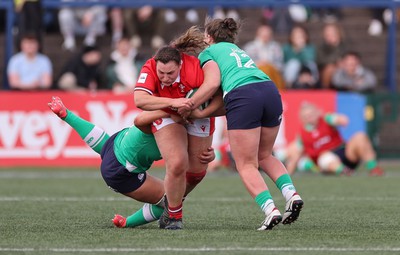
[170,26,208,55]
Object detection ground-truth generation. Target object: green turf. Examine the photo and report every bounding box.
[0,164,399,255]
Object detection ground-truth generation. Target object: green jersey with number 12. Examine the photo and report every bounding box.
[198,42,271,95]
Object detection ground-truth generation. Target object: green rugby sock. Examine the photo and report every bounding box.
[255,190,275,215]
[335,165,344,174]
[276,174,296,202]
[125,203,164,227]
[63,109,110,154]
[365,160,377,171]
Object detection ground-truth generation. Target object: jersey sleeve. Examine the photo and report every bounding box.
[134,59,158,95]
[198,48,213,68]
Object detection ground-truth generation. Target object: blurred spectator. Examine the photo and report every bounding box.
[105,37,143,93]
[292,66,320,89]
[310,8,341,23]
[331,51,377,93]
[244,23,284,71]
[109,8,124,47]
[14,0,43,51]
[244,23,285,90]
[58,6,107,51]
[164,8,200,24]
[122,6,165,51]
[55,45,103,91]
[262,8,294,35]
[316,23,347,89]
[367,8,392,36]
[283,25,318,88]
[7,34,52,90]
[213,6,240,21]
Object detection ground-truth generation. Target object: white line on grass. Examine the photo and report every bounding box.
[0,196,399,202]
[0,247,400,253]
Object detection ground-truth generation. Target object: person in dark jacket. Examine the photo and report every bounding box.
[55,45,103,91]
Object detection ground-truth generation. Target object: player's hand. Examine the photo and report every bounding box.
[171,98,191,109]
[189,108,204,119]
[199,147,215,164]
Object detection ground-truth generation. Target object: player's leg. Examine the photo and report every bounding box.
[154,123,189,229]
[48,96,109,154]
[257,126,303,225]
[185,135,212,195]
[185,117,214,195]
[345,132,384,176]
[316,151,345,174]
[229,128,282,230]
[113,174,165,228]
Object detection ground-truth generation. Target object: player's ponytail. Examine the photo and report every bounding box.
[170,26,207,55]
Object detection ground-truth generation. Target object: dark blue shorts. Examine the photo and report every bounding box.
[100,132,147,194]
[224,81,283,130]
[332,145,360,170]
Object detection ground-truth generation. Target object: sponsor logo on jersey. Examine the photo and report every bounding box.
[138,73,148,83]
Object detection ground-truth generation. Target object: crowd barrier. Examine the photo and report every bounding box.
[0,90,366,167]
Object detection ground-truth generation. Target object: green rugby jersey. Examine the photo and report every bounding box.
[113,126,161,174]
[198,42,271,95]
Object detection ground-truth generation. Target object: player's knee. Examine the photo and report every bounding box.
[186,170,207,186]
[317,151,340,172]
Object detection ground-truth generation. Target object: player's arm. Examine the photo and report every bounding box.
[134,90,191,111]
[134,110,170,134]
[325,113,349,127]
[190,89,225,119]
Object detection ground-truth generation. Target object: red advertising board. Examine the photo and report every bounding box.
[0,91,140,167]
[0,90,337,167]
[280,90,336,144]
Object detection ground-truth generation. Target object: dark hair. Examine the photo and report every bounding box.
[170,26,208,55]
[21,33,38,42]
[154,46,181,65]
[82,45,99,54]
[342,51,361,60]
[205,17,240,43]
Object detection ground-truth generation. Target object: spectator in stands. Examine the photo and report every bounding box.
[316,23,347,89]
[7,34,52,90]
[244,23,285,90]
[292,66,320,89]
[55,45,103,91]
[283,25,318,88]
[58,6,107,51]
[105,37,143,93]
[109,8,124,48]
[331,51,377,93]
[213,6,240,21]
[310,8,341,23]
[121,6,165,52]
[14,0,43,51]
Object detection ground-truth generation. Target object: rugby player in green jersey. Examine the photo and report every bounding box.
[177,18,304,230]
[48,96,215,228]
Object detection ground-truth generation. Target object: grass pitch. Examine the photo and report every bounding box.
[0,163,399,255]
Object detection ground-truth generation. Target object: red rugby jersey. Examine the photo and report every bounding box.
[300,116,344,162]
[134,53,204,98]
